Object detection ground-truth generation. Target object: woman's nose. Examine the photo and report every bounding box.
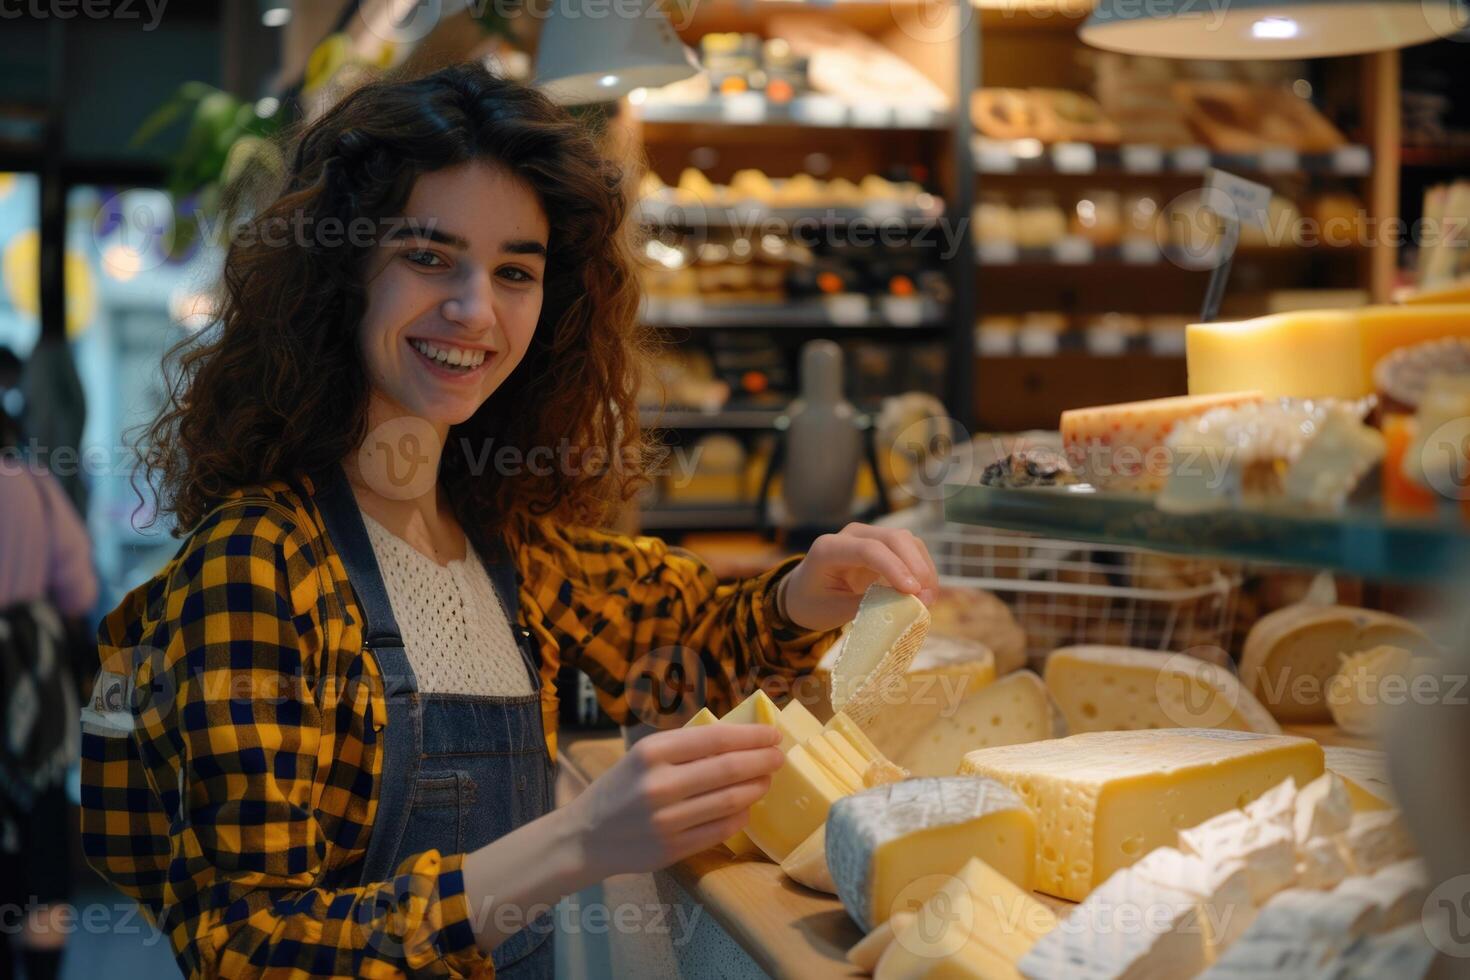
[443,271,498,333]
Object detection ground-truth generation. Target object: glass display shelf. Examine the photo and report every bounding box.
[942,483,1470,584]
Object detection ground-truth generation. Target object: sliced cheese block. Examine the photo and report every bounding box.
[827,777,1036,931]
[871,670,1060,779]
[1019,856,1206,980]
[1292,773,1353,844]
[1326,645,1415,736]
[1060,391,1263,492]
[1296,836,1351,891]
[1323,747,1396,811]
[1240,603,1432,723]
[779,698,826,745]
[1179,804,1298,903]
[847,911,913,973]
[743,741,849,862]
[683,706,761,857]
[824,710,888,765]
[1044,646,1280,734]
[960,730,1324,902]
[831,584,931,727]
[1127,846,1258,962]
[780,825,835,894]
[805,730,864,791]
[879,926,1023,980]
[1334,810,1417,875]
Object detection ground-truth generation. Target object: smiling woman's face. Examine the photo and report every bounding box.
[358,161,549,434]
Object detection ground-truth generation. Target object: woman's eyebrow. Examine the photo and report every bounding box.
[389,224,469,250]
[503,239,548,258]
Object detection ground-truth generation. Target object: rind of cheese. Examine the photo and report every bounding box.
[1240,603,1432,723]
[1322,747,1395,811]
[960,730,1324,902]
[1180,797,1299,903]
[1296,836,1350,891]
[1044,646,1280,735]
[1059,391,1263,492]
[780,825,836,894]
[1325,645,1415,736]
[826,777,1036,931]
[870,670,1060,778]
[831,584,931,727]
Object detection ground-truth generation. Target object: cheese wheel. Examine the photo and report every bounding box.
[1240,605,1432,723]
[1325,645,1419,736]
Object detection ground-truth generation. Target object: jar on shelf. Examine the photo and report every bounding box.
[1016,191,1068,249]
[1018,311,1069,356]
[973,192,1018,247]
[976,315,1021,356]
[1083,312,1143,356]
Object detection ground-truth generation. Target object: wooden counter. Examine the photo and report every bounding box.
[557,724,1378,978]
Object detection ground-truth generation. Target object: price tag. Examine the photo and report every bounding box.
[1331,145,1372,175]
[823,294,870,325]
[1172,146,1212,173]
[975,139,1019,173]
[881,296,924,327]
[893,104,937,129]
[721,93,767,124]
[850,102,894,128]
[1121,238,1162,264]
[1121,144,1164,173]
[1052,236,1095,265]
[1053,142,1098,174]
[793,95,846,127]
[1205,167,1273,232]
[1259,147,1300,173]
[977,241,1019,265]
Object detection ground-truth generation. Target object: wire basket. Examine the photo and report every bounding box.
[914,521,1242,668]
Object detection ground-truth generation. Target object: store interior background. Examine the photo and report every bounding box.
[1,0,1467,976]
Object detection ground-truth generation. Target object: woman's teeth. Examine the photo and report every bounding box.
[410,338,487,371]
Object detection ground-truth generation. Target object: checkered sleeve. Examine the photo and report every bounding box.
[513,515,841,724]
[82,503,490,979]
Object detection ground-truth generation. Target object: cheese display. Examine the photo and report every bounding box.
[1186,304,1470,400]
[1059,392,1263,492]
[780,825,836,894]
[1322,747,1396,811]
[1157,397,1384,515]
[826,777,1036,930]
[1240,603,1432,723]
[959,730,1324,901]
[829,584,931,726]
[1326,645,1417,736]
[875,857,1058,979]
[868,669,1061,778]
[1043,646,1280,734]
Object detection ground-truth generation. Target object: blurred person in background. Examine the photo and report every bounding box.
[0,345,100,980]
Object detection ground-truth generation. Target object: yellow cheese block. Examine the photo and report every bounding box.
[745,742,848,861]
[847,911,912,973]
[1240,604,1433,723]
[959,729,1324,902]
[684,707,762,856]
[1323,747,1395,811]
[1044,646,1280,734]
[877,934,1022,980]
[805,730,864,791]
[779,698,825,744]
[779,824,836,894]
[872,670,1061,778]
[1187,305,1470,399]
[1400,277,1470,305]
[824,710,888,765]
[1059,392,1264,492]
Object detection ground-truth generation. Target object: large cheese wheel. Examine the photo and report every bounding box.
[1240,605,1432,723]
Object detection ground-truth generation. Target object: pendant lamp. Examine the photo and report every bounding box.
[534,0,700,105]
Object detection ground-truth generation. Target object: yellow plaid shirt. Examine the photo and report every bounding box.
[80,476,838,978]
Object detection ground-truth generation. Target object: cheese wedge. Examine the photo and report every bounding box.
[1044,646,1280,735]
[1291,773,1353,844]
[781,825,836,894]
[960,730,1324,901]
[877,857,1055,980]
[830,585,931,726]
[684,706,762,856]
[847,911,913,973]
[1296,836,1350,891]
[870,669,1060,778]
[824,710,888,766]
[1201,887,1376,976]
[1334,861,1428,930]
[1322,747,1395,811]
[1240,603,1432,723]
[880,927,1023,980]
[827,777,1036,930]
[804,730,864,792]
[779,698,826,744]
[1180,800,1299,903]
[1325,645,1416,736]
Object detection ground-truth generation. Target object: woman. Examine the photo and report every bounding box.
[80,63,938,979]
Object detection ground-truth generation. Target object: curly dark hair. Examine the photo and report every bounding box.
[140,62,655,537]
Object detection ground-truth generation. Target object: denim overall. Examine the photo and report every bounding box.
[314,471,556,977]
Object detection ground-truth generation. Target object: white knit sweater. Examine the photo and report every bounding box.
[362,513,534,697]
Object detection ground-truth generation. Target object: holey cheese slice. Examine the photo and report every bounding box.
[871,670,1062,779]
[1240,603,1432,723]
[826,777,1036,931]
[960,730,1324,902]
[830,584,931,727]
[1044,646,1280,735]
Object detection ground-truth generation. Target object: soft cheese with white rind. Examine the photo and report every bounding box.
[1291,773,1353,843]
[960,729,1323,902]
[1128,846,1259,961]
[1323,746,1396,811]
[826,776,1036,931]
[1044,646,1280,735]
[831,584,931,727]
[1333,810,1417,875]
[870,669,1061,778]
[1326,645,1416,736]
[1240,603,1432,723]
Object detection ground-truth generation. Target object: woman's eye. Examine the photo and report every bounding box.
[404,249,445,268]
[499,266,536,284]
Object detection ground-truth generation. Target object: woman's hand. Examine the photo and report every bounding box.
[779,523,940,632]
[564,723,784,880]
